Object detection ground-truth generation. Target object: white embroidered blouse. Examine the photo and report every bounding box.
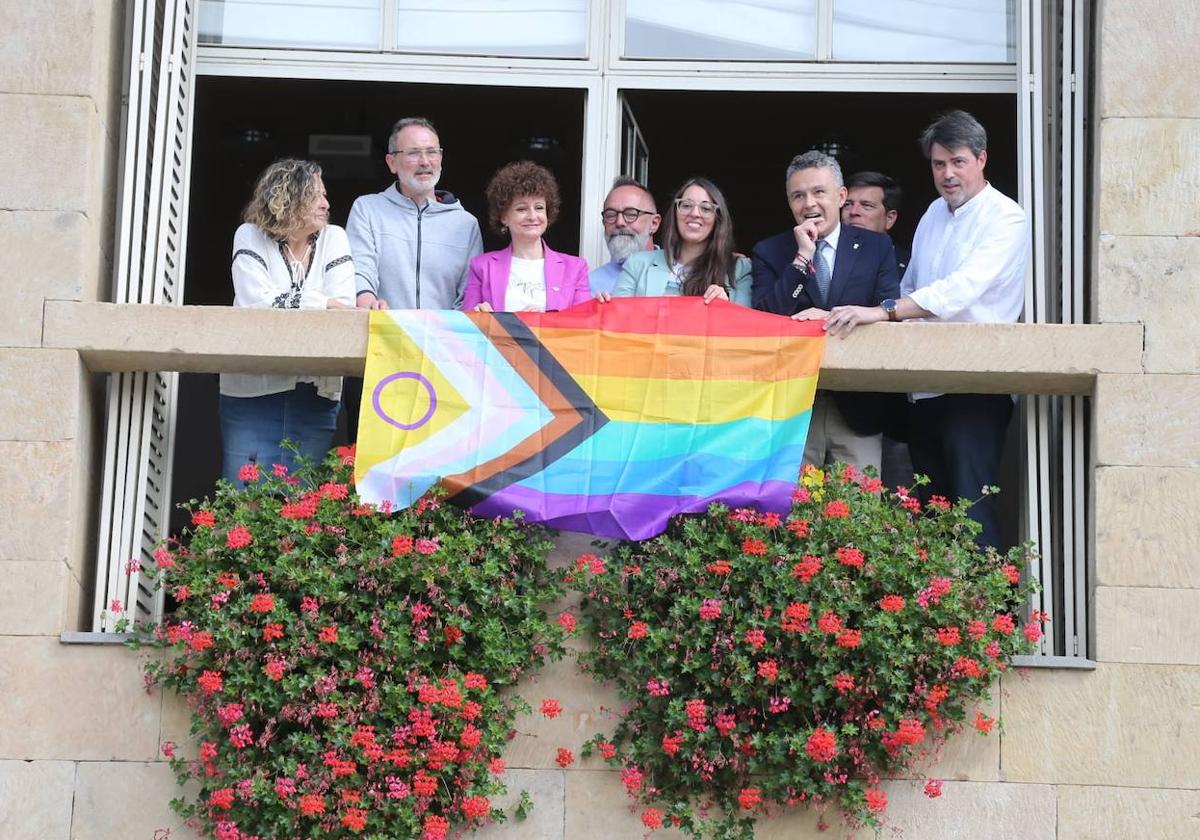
[219,223,356,400]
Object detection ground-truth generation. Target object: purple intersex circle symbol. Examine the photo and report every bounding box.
[372,372,438,431]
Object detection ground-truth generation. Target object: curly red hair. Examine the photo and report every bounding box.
[484,161,561,234]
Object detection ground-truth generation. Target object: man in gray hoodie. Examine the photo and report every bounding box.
[348,117,483,310]
[343,117,483,438]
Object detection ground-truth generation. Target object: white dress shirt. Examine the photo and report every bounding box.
[902,182,1029,399]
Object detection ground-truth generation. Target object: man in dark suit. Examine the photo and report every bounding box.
[843,170,914,487]
[751,150,900,471]
[843,170,910,278]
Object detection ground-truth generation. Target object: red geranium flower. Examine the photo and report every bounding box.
[786,517,810,536]
[805,727,838,762]
[737,787,763,810]
[879,594,905,613]
[936,626,961,646]
[249,593,275,613]
[641,808,664,830]
[225,525,252,549]
[742,538,767,555]
[973,711,996,733]
[340,808,367,832]
[865,788,888,813]
[823,500,851,518]
[298,794,326,816]
[791,555,822,583]
[197,670,223,694]
[460,795,490,821]
[835,546,865,568]
[835,629,862,648]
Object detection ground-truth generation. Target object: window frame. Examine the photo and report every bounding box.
[98,0,1094,666]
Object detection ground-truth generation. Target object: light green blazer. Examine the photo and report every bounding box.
[614,249,753,306]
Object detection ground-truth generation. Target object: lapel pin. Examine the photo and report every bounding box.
[853,242,860,250]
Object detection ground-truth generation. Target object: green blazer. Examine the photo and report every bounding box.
[614,249,753,306]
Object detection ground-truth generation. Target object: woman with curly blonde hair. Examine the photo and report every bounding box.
[219,158,355,484]
[462,160,590,313]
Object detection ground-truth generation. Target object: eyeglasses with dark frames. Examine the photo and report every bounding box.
[601,207,657,224]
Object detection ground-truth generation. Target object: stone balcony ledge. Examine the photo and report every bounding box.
[43,301,1144,395]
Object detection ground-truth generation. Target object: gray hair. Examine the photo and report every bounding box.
[785,151,844,190]
[388,117,438,153]
[606,175,657,212]
[919,110,988,158]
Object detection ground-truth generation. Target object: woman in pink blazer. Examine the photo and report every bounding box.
[462,161,591,313]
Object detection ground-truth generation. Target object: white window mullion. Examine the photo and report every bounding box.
[815,0,834,60]
[380,0,398,52]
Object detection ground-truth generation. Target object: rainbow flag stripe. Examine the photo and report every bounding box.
[355,297,824,540]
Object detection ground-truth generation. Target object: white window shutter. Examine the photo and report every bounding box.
[1016,0,1090,660]
[94,0,197,632]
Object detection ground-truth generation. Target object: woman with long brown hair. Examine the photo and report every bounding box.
[611,176,751,305]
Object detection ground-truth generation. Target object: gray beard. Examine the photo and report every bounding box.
[606,230,651,263]
[398,170,440,196]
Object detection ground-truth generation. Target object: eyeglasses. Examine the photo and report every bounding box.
[601,207,657,224]
[674,198,719,217]
[389,147,444,161]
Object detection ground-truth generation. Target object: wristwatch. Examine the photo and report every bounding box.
[881,298,899,321]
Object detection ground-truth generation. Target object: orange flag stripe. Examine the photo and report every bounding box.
[527,326,824,382]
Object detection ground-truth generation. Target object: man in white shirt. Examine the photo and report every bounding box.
[589,177,660,296]
[818,111,1030,548]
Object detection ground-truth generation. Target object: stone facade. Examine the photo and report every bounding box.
[1,2,1199,838]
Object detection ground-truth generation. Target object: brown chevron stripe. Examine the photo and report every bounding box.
[440,313,586,495]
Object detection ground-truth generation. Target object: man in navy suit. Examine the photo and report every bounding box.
[843,170,910,278]
[751,150,900,471]
[842,170,914,488]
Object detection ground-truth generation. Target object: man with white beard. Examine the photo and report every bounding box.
[343,117,483,438]
[589,177,661,295]
[348,117,482,311]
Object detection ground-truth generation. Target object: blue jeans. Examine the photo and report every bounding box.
[219,383,340,484]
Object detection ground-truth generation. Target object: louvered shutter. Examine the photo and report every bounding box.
[94,0,197,631]
[1017,0,1090,660]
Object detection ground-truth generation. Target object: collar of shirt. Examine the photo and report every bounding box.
[817,222,841,273]
[943,181,993,218]
[819,222,841,252]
